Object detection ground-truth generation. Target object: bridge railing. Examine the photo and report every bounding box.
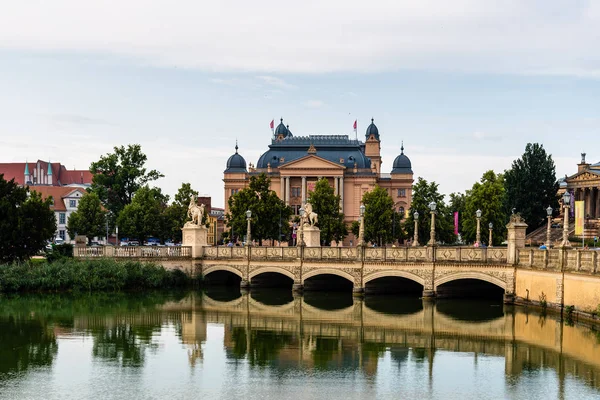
[518,248,599,273]
[74,246,192,258]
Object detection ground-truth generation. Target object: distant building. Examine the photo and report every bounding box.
[223,118,414,244]
[0,160,92,187]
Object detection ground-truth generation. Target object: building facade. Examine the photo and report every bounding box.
[0,160,92,187]
[223,119,414,244]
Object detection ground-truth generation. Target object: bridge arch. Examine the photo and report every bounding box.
[202,265,244,279]
[249,266,295,281]
[364,270,425,286]
[302,268,355,285]
[434,272,506,291]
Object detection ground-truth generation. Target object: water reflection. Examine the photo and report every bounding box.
[0,290,599,398]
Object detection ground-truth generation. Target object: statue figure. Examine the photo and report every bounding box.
[302,202,318,227]
[187,195,205,227]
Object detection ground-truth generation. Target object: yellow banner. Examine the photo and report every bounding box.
[575,201,584,236]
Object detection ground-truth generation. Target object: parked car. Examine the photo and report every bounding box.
[128,240,140,246]
[144,238,160,246]
[551,223,562,228]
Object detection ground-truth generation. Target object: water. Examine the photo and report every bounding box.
[1,290,599,400]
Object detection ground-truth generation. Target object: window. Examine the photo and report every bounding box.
[293,205,302,215]
[291,187,301,198]
[398,207,405,216]
[230,189,240,196]
[69,199,77,208]
[59,230,66,240]
[59,213,66,224]
[397,189,406,198]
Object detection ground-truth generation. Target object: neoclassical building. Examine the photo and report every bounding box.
[560,153,600,221]
[223,119,414,241]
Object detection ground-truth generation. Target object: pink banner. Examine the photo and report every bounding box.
[454,212,459,235]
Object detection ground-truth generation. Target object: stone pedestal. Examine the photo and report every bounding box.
[506,214,528,265]
[303,226,321,247]
[182,224,208,258]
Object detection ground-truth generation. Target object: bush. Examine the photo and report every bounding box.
[0,259,194,293]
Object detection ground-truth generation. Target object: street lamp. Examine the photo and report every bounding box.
[475,209,482,247]
[298,206,305,247]
[488,222,493,247]
[428,201,437,246]
[246,209,252,246]
[561,191,571,248]
[412,211,420,247]
[546,206,553,248]
[358,204,366,246]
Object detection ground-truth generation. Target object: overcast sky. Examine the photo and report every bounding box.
[1,1,599,207]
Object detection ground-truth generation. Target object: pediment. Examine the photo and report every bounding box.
[567,170,600,182]
[278,155,345,170]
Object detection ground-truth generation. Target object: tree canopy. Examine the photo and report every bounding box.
[226,174,292,245]
[462,170,507,245]
[0,174,56,262]
[89,144,163,219]
[504,143,558,231]
[361,186,396,246]
[116,186,169,244]
[66,192,108,243]
[306,178,347,245]
[404,177,455,245]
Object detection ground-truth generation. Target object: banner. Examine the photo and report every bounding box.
[454,212,459,235]
[575,200,584,236]
[307,181,317,193]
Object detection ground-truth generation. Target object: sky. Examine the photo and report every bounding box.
[1,0,599,207]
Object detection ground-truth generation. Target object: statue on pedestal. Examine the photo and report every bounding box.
[302,202,318,227]
[185,195,205,227]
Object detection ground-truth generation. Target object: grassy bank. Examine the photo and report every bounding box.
[0,258,195,293]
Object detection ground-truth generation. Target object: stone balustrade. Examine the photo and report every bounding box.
[517,248,599,274]
[74,246,192,258]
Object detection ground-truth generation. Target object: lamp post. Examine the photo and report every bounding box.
[412,211,420,247]
[298,207,305,247]
[475,209,482,247]
[560,191,571,248]
[358,204,365,246]
[546,206,553,248]
[246,209,252,246]
[428,201,437,246]
[488,222,493,247]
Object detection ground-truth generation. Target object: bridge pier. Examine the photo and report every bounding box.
[352,286,364,297]
[240,279,250,289]
[503,293,515,304]
[292,283,304,293]
[422,290,436,300]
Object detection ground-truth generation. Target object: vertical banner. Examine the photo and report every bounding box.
[454,212,459,235]
[306,181,317,193]
[575,200,584,236]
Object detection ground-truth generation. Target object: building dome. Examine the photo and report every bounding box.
[275,118,291,138]
[224,143,247,173]
[391,142,412,174]
[365,118,380,141]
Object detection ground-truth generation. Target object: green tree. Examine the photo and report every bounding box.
[0,175,57,262]
[361,186,395,246]
[89,144,164,220]
[226,174,292,245]
[307,178,347,245]
[116,186,169,244]
[504,143,559,232]
[163,183,199,242]
[462,170,507,245]
[404,177,455,245]
[66,192,108,243]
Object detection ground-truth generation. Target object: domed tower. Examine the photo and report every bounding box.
[391,142,412,175]
[365,118,382,174]
[223,142,249,216]
[274,118,292,141]
[390,142,414,217]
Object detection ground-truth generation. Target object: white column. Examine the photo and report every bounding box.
[301,176,306,204]
[339,176,344,212]
[285,177,290,205]
[334,177,339,195]
[280,177,285,200]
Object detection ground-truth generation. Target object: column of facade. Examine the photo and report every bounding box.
[301,176,306,204]
[596,187,600,218]
[285,177,290,205]
[334,177,339,195]
[339,176,344,212]
[280,177,285,201]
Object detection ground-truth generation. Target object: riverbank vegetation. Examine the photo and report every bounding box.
[0,259,194,293]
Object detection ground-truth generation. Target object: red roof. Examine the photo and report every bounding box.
[30,186,87,211]
[0,160,92,187]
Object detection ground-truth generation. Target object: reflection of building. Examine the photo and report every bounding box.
[223,119,414,243]
[560,153,600,237]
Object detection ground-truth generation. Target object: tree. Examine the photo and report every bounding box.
[361,186,395,246]
[504,143,559,232]
[89,144,164,220]
[116,186,169,244]
[0,175,56,262]
[462,171,507,245]
[163,183,199,243]
[226,174,292,245]
[66,192,108,243]
[306,178,347,245]
[404,177,455,244]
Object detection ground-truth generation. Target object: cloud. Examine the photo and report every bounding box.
[470,131,501,141]
[49,114,114,126]
[256,76,297,89]
[304,100,325,108]
[1,1,599,76]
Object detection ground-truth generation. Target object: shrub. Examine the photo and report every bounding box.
[539,292,547,310]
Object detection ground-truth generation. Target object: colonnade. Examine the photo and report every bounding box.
[573,187,600,219]
[280,175,344,211]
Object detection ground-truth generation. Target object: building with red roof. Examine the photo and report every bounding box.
[0,160,92,187]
